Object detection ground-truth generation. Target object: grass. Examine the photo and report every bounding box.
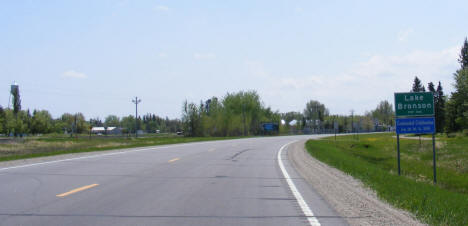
[305,133,468,226]
[0,135,242,162]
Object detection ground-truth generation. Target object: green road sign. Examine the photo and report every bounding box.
[394,92,434,117]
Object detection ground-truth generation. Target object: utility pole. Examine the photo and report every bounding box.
[132,97,142,137]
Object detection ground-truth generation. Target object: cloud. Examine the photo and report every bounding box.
[397,28,414,42]
[154,5,169,12]
[254,46,459,115]
[194,53,216,60]
[62,70,87,79]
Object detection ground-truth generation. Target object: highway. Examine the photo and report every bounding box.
[0,135,346,226]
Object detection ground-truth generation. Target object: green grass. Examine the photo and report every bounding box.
[0,135,242,162]
[306,133,468,226]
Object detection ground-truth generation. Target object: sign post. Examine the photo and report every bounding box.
[397,133,400,175]
[334,121,338,142]
[394,92,437,183]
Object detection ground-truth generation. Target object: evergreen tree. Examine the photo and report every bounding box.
[435,82,445,133]
[445,98,458,132]
[459,37,468,69]
[411,76,425,92]
[428,82,435,93]
[445,38,468,132]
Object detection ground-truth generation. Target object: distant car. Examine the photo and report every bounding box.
[156,130,160,134]
[176,131,183,135]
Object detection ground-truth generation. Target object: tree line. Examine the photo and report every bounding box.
[89,114,181,134]
[181,90,280,136]
[0,92,181,136]
[280,99,394,134]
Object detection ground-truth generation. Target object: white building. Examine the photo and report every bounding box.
[91,127,122,135]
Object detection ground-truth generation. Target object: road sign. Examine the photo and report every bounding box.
[396,117,435,134]
[262,123,278,132]
[394,92,434,117]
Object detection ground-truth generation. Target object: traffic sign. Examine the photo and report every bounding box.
[396,117,435,134]
[262,123,278,132]
[394,92,434,117]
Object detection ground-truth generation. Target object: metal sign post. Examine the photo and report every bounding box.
[397,134,401,175]
[334,120,338,143]
[432,133,437,183]
[394,92,436,183]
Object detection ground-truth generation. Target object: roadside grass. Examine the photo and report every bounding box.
[0,135,242,162]
[306,133,468,226]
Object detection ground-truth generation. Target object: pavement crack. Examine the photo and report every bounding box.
[227,149,252,161]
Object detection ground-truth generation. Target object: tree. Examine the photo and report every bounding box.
[371,100,394,128]
[121,115,136,134]
[180,90,279,137]
[104,115,120,127]
[428,82,435,93]
[303,100,329,130]
[31,110,53,134]
[445,38,468,132]
[445,98,458,132]
[89,118,103,127]
[411,76,426,92]
[452,68,468,130]
[181,100,202,137]
[59,113,88,134]
[435,82,446,133]
[0,106,5,135]
[459,37,468,69]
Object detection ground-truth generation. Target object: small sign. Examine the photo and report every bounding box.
[396,117,435,134]
[394,92,434,117]
[334,122,338,130]
[262,123,278,131]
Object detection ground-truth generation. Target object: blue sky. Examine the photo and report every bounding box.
[1,0,467,119]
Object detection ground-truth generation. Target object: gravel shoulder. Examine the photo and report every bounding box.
[288,139,425,226]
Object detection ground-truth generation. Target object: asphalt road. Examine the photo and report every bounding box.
[0,135,347,226]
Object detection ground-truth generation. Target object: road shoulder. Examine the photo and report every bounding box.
[287,139,425,226]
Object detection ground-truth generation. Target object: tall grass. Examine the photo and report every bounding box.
[306,133,468,225]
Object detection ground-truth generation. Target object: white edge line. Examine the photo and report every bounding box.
[0,140,232,172]
[277,140,321,226]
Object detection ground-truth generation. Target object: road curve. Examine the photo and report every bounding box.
[0,135,347,226]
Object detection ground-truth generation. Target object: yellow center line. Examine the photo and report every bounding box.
[168,158,180,163]
[56,184,99,197]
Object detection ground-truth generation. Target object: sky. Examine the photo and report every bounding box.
[1,0,467,119]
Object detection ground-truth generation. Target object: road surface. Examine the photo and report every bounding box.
[0,135,347,226]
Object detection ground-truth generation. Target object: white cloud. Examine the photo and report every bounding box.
[194,53,216,60]
[62,70,87,79]
[397,28,414,42]
[254,46,459,115]
[154,5,169,12]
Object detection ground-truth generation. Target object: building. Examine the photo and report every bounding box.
[91,127,122,135]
